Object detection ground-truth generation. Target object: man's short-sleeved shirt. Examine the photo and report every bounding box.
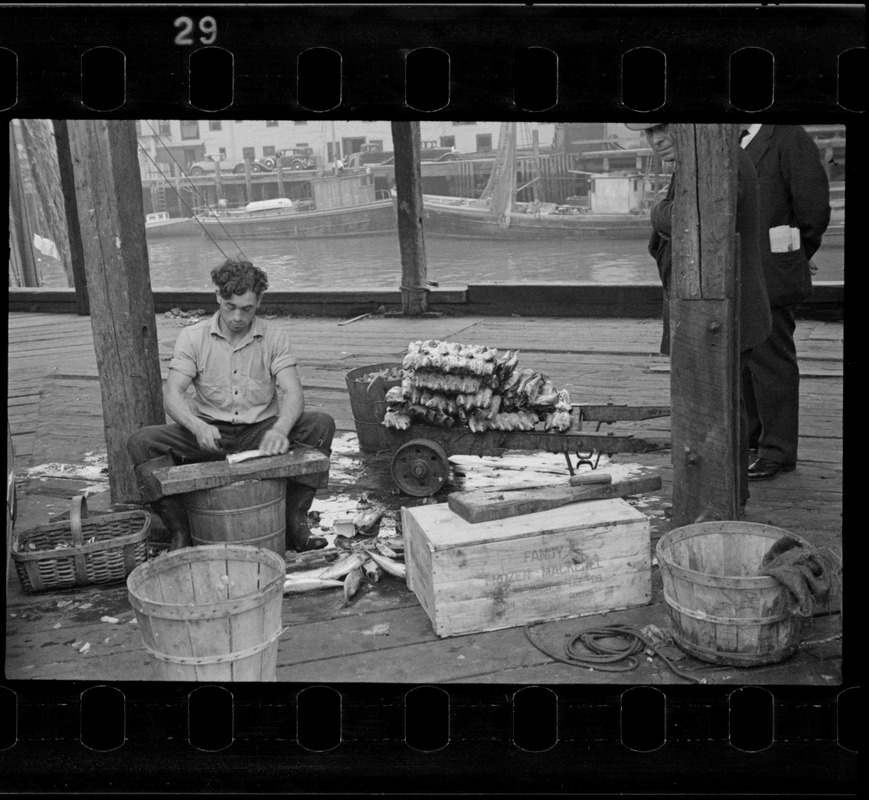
[169,312,298,424]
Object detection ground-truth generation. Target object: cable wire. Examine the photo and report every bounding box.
[524,621,707,684]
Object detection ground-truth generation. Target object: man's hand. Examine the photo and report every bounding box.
[808,258,819,276]
[193,420,224,453]
[259,427,291,456]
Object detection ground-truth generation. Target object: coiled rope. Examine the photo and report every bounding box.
[524,622,706,684]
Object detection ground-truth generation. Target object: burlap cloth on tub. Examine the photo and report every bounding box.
[759,537,835,617]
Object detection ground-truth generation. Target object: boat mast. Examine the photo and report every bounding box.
[478,121,516,228]
[331,120,338,171]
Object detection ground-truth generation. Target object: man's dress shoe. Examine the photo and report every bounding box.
[748,457,796,481]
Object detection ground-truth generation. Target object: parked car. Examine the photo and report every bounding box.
[261,148,318,171]
[348,147,459,168]
[187,158,270,176]
[345,147,395,168]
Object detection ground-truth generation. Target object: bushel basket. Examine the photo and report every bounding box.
[12,495,151,593]
[656,521,810,667]
[345,362,403,452]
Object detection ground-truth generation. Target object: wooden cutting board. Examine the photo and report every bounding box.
[447,472,662,523]
[136,448,330,501]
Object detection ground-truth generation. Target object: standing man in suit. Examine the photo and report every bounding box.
[627,122,772,512]
[740,124,831,481]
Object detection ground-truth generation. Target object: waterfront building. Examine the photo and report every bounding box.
[134,121,646,180]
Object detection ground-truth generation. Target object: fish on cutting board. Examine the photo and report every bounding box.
[227,450,271,464]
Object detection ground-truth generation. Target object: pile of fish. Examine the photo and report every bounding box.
[282,505,406,609]
[382,339,573,433]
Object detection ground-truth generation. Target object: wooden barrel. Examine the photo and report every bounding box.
[127,544,286,681]
[655,521,809,667]
[344,362,403,452]
[185,479,286,556]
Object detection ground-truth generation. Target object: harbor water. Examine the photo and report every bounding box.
[33,230,844,291]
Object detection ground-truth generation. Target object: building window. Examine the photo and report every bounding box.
[135,120,142,135]
[208,121,222,131]
[218,147,227,158]
[294,121,307,126]
[184,148,197,166]
[296,142,309,147]
[421,140,438,149]
[180,121,199,140]
[453,121,476,126]
[262,145,276,157]
[266,121,279,127]
[440,135,456,148]
[476,133,493,151]
[242,147,256,162]
[159,120,172,136]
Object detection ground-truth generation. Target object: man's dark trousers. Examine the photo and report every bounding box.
[742,305,799,466]
[128,411,336,489]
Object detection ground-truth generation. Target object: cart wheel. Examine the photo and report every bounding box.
[391,439,450,497]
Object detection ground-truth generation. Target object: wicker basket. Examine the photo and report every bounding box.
[12,495,151,593]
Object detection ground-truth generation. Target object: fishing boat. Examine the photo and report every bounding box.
[194,170,396,240]
[422,122,659,240]
[144,212,199,238]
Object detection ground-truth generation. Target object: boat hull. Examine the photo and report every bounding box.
[144,218,200,238]
[196,200,396,240]
[423,199,653,240]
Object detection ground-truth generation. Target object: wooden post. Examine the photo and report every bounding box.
[67,120,165,504]
[391,120,428,315]
[670,124,740,525]
[275,158,285,198]
[243,159,253,204]
[214,159,223,204]
[52,120,90,315]
[531,129,541,202]
[8,130,39,287]
[172,162,183,217]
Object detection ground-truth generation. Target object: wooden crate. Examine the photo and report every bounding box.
[402,498,652,638]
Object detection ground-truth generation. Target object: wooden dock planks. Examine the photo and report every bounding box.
[5,311,843,685]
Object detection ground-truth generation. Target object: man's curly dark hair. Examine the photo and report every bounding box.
[211,258,269,299]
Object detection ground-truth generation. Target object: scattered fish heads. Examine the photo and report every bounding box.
[376,534,405,554]
[354,505,386,532]
[339,566,365,608]
[367,551,407,580]
[362,559,382,583]
[283,577,345,594]
[318,552,366,581]
[374,539,399,559]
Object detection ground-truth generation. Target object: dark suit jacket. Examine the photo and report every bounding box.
[743,124,831,307]
[649,147,771,355]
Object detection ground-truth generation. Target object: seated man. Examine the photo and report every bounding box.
[128,258,335,553]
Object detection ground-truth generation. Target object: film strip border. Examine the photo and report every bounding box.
[0,683,859,792]
[0,5,864,116]
[1,3,861,792]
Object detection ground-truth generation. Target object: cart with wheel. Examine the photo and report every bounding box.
[346,363,671,497]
